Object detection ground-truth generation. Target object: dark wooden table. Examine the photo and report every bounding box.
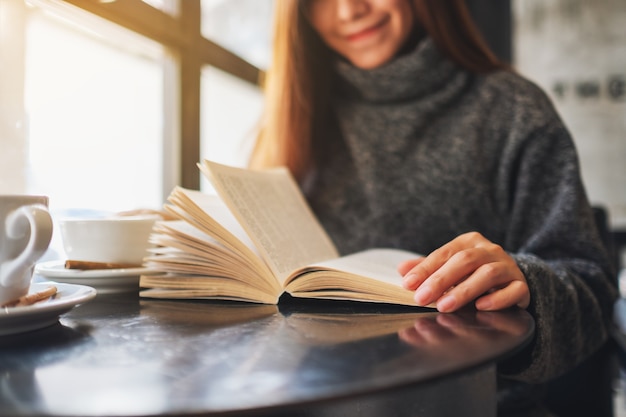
[0,288,534,417]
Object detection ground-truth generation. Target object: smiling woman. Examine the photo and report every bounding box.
[250,1,619,416]
[306,0,415,69]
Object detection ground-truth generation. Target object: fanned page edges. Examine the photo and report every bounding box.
[142,188,282,303]
[145,223,275,293]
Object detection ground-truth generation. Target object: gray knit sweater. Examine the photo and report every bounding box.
[304,38,618,386]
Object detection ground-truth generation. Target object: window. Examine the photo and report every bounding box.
[199,0,272,191]
[24,4,164,213]
[0,0,268,213]
[200,66,264,191]
[201,0,273,70]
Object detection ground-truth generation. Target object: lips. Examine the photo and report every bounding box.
[345,16,389,43]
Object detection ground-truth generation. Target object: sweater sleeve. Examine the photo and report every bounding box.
[495,106,618,383]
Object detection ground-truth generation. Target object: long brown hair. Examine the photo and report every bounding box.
[250,0,507,181]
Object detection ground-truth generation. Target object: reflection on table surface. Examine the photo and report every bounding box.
[0,292,534,417]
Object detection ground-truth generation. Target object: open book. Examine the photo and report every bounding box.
[140,160,424,307]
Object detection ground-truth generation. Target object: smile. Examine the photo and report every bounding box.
[345,16,390,43]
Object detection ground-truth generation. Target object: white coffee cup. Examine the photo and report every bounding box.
[0,195,53,306]
[59,215,158,266]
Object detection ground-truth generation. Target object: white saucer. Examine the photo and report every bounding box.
[0,281,96,336]
[35,260,162,294]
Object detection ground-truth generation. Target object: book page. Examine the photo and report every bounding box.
[200,160,339,284]
[284,248,432,307]
[175,189,258,254]
[295,248,421,286]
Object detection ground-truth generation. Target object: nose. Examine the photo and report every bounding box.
[337,0,369,21]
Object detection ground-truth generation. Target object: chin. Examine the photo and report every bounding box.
[350,57,390,70]
[348,51,396,70]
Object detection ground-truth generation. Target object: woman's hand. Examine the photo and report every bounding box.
[399,232,530,313]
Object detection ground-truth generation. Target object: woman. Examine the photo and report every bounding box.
[251,1,618,415]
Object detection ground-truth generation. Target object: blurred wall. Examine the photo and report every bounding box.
[513,0,626,229]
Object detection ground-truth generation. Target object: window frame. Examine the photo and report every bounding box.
[63,0,264,190]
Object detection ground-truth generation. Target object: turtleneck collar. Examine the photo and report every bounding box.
[333,37,463,104]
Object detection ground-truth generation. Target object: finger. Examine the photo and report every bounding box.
[402,233,489,290]
[434,260,513,312]
[475,280,530,311]
[436,309,478,329]
[401,250,460,291]
[412,247,492,307]
[397,257,424,276]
